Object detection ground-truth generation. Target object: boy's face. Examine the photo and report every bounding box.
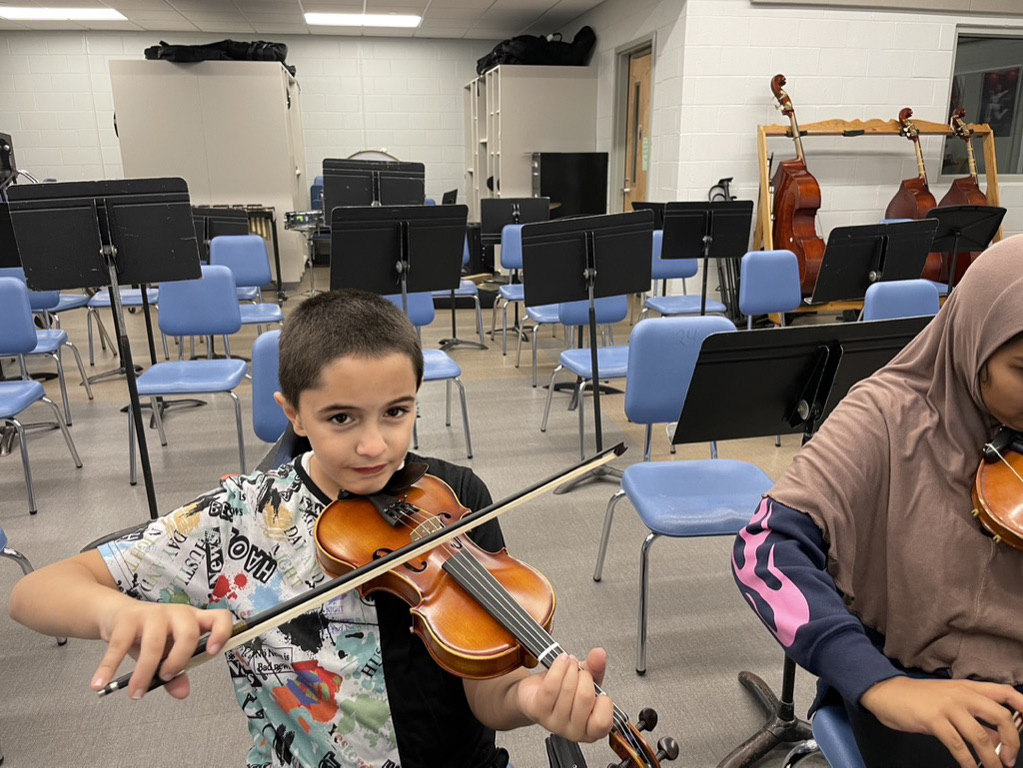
[275,352,419,498]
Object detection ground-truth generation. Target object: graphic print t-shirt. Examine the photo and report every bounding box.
[100,458,400,768]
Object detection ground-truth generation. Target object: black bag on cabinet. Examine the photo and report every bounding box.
[476,26,597,75]
[144,39,296,75]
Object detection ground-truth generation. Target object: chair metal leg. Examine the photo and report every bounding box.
[65,341,94,403]
[48,349,72,426]
[453,378,473,459]
[86,309,95,365]
[514,320,525,369]
[445,380,452,426]
[162,333,170,360]
[474,296,486,347]
[412,420,419,450]
[40,398,82,470]
[540,365,564,432]
[228,391,246,474]
[637,531,661,675]
[502,302,509,355]
[593,489,625,582]
[8,418,36,515]
[576,379,587,460]
[150,397,168,446]
[128,408,137,486]
[531,326,540,387]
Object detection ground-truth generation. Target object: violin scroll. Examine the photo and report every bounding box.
[607,707,680,768]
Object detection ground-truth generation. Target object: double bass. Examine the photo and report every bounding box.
[883,108,943,281]
[937,108,990,286]
[770,74,825,297]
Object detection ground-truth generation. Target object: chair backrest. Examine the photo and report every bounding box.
[209,235,273,288]
[424,198,437,206]
[384,292,436,328]
[0,266,59,311]
[500,224,524,271]
[557,295,629,327]
[157,264,242,337]
[311,182,324,210]
[252,330,289,443]
[651,229,698,281]
[739,249,802,318]
[861,278,940,321]
[0,277,41,355]
[625,315,737,426]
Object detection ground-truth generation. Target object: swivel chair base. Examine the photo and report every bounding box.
[716,657,812,768]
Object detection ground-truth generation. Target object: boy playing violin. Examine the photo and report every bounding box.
[9,289,613,768]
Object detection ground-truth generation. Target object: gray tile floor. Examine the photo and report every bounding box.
[0,272,829,767]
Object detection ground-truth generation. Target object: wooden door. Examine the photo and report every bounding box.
[623,48,652,212]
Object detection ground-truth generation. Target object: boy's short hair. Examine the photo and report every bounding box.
[278,289,424,405]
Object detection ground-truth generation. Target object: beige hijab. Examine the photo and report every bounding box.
[771,234,1023,681]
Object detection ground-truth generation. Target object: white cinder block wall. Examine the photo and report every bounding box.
[0,31,494,205]
[573,0,1023,239]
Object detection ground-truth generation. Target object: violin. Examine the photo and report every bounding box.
[315,473,679,768]
[770,74,826,297]
[936,108,990,287]
[884,108,945,281]
[971,428,1023,551]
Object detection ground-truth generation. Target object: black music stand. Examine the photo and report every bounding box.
[7,178,203,521]
[808,219,939,306]
[322,158,425,211]
[522,210,654,493]
[192,205,286,302]
[0,202,22,387]
[671,316,930,767]
[329,204,467,305]
[441,189,457,205]
[661,201,753,318]
[926,205,1006,293]
[630,201,664,229]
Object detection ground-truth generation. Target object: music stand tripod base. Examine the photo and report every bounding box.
[553,463,622,494]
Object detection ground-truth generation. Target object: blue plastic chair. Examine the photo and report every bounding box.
[209,235,284,334]
[641,230,728,319]
[490,224,526,355]
[385,292,473,459]
[0,278,83,515]
[251,330,288,444]
[539,296,630,460]
[811,704,866,767]
[0,266,90,331]
[861,279,940,321]
[86,287,161,365]
[128,265,248,485]
[431,236,486,348]
[592,315,773,674]
[0,267,94,425]
[738,249,803,329]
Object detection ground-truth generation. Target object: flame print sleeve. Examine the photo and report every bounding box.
[732,497,903,706]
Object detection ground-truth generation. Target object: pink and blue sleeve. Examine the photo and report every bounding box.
[732,496,904,706]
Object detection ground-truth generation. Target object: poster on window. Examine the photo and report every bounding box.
[980,67,1019,136]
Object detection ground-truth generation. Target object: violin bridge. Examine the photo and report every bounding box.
[411,516,445,542]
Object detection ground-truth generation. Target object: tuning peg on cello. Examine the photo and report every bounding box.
[656,737,681,763]
[636,707,658,732]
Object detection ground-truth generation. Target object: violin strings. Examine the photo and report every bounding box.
[444,550,644,756]
[986,442,1023,485]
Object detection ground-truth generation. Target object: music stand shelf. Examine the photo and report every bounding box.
[754,117,1002,254]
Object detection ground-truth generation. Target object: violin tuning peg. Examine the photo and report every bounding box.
[656,737,680,762]
[637,706,658,732]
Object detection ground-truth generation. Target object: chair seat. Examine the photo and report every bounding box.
[812,704,866,768]
[52,294,90,312]
[137,359,248,396]
[526,304,560,324]
[432,280,479,298]
[923,279,949,297]
[0,380,47,418]
[239,303,284,325]
[237,286,261,302]
[88,288,159,308]
[621,460,771,537]
[645,294,727,316]
[422,349,462,382]
[558,346,629,379]
[498,283,524,302]
[29,329,69,355]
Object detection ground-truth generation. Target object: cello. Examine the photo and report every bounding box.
[937,108,990,286]
[883,108,944,281]
[770,74,825,297]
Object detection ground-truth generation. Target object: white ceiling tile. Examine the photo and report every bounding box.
[250,23,310,33]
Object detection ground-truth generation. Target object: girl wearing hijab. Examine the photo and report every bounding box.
[732,234,1023,768]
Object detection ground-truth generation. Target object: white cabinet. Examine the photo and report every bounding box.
[109,60,307,283]
[464,66,597,221]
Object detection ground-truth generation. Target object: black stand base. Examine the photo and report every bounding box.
[87,363,143,385]
[553,465,623,494]
[716,663,812,768]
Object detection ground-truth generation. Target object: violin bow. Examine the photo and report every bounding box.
[98,442,627,696]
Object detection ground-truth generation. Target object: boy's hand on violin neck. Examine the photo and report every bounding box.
[517,648,614,743]
[860,676,1023,768]
[91,601,234,702]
